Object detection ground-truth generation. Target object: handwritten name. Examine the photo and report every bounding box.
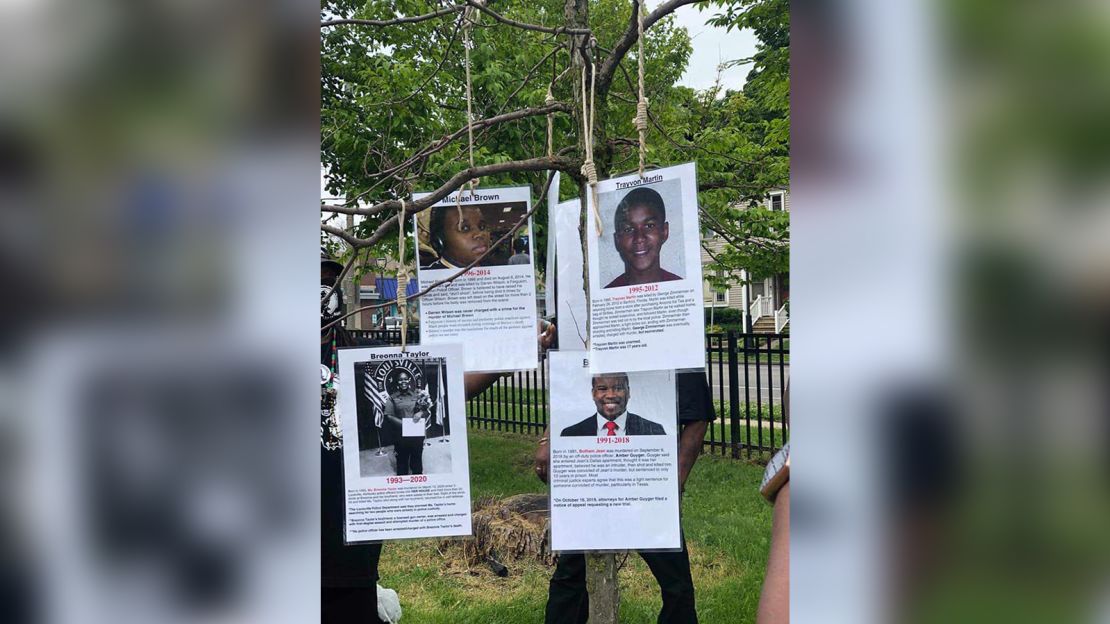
[615,174,664,190]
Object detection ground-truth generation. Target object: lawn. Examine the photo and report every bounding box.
[376,428,773,623]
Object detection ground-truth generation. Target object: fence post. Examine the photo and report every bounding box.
[727,331,741,460]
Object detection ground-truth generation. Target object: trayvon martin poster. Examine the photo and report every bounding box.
[336,343,472,542]
[585,162,705,374]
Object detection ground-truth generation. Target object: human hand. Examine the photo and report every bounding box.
[538,319,556,358]
[533,437,550,484]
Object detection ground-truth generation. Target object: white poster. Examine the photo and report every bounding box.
[547,351,681,552]
[554,198,589,351]
[414,185,539,372]
[337,344,472,542]
[585,162,706,373]
[544,171,560,317]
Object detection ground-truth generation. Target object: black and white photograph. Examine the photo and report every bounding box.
[337,344,473,542]
[585,162,707,374]
[353,356,453,478]
[547,352,681,552]
[597,179,687,289]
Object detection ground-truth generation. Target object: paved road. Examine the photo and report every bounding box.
[706,362,789,406]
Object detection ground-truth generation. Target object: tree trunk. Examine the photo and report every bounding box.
[586,553,620,622]
[565,0,620,619]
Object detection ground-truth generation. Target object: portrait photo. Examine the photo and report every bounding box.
[416,201,531,271]
[352,357,453,478]
[548,353,677,440]
[597,178,687,289]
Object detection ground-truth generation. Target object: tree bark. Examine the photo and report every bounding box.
[586,553,621,622]
[563,1,620,621]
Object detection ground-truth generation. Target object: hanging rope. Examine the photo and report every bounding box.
[580,56,603,236]
[458,7,480,227]
[546,85,555,157]
[634,0,649,177]
[397,200,409,352]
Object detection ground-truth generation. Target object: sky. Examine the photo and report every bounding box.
[663,1,758,92]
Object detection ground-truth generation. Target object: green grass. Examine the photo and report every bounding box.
[377,429,773,623]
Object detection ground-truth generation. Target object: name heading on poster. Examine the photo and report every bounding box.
[443,192,501,204]
[368,350,431,360]
[615,174,664,190]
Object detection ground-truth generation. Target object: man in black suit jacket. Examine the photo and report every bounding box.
[560,372,666,436]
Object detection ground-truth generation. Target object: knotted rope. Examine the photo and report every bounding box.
[397,200,409,352]
[635,0,649,177]
[458,8,480,226]
[580,58,603,236]
[545,85,555,157]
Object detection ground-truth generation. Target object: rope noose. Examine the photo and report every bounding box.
[458,6,480,228]
[397,200,409,352]
[635,0,649,177]
[580,49,603,236]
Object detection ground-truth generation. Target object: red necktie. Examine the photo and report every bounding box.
[604,421,619,436]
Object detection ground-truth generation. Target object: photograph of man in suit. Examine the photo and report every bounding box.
[604,187,683,289]
[560,372,666,437]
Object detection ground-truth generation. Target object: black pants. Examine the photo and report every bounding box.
[543,538,697,624]
[322,587,386,624]
[395,437,424,475]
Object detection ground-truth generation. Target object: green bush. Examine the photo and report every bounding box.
[706,307,744,326]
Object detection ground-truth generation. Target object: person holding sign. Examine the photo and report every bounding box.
[425,205,493,269]
[382,369,432,476]
[559,372,666,436]
[604,187,683,288]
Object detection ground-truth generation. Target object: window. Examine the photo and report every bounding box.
[713,270,727,304]
[769,191,785,211]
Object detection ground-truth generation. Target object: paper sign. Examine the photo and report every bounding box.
[413,185,539,372]
[547,351,681,551]
[585,162,706,373]
[554,198,589,351]
[337,343,471,542]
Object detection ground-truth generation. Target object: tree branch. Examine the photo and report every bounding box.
[596,0,709,95]
[321,223,366,248]
[369,18,464,108]
[322,5,464,28]
[463,0,590,35]
[322,155,579,236]
[340,102,572,207]
[321,170,559,330]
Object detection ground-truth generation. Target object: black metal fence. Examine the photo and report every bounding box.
[349,330,789,460]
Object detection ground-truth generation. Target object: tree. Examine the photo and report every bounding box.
[320,0,788,299]
[320,1,788,616]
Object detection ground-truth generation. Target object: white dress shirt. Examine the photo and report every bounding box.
[595,411,628,436]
